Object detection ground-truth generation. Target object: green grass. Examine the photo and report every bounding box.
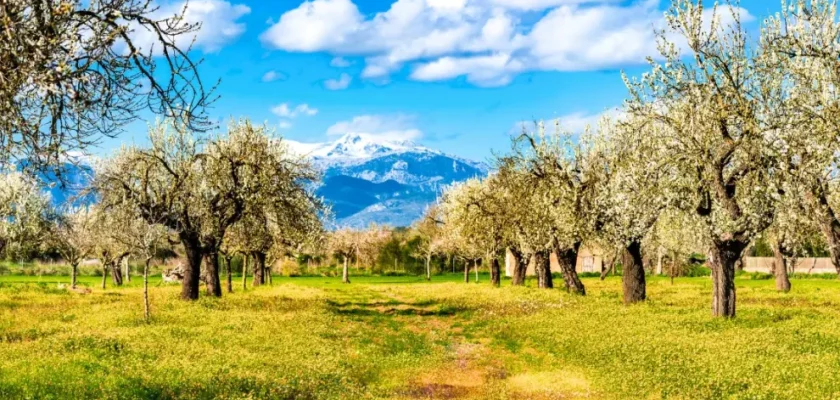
[1,273,840,399]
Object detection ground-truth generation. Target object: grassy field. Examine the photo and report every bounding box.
[2,273,840,399]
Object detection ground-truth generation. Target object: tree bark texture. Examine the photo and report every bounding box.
[709,240,747,318]
[600,257,615,281]
[535,251,553,289]
[773,240,792,293]
[110,260,124,286]
[203,252,222,297]
[475,258,481,282]
[181,235,203,300]
[241,254,248,291]
[491,256,501,287]
[252,252,266,287]
[622,241,646,304]
[101,265,108,290]
[510,247,528,286]
[555,243,585,295]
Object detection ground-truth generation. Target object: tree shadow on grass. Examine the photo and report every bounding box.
[326,299,466,317]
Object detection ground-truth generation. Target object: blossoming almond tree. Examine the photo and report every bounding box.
[49,206,96,289]
[0,0,215,174]
[624,0,787,317]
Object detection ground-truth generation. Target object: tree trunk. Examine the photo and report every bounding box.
[622,241,646,304]
[203,251,222,297]
[101,264,108,290]
[670,250,676,285]
[425,253,431,281]
[464,259,470,283]
[143,257,151,323]
[554,243,585,295]
[709,239,748,318]
[110,260,124,286]
[810,191,840,276]
[535,251,553,289]
[475,258,481,282]
[342,256,350,284]
[225,256,233,293]
[252,252,266,286]
[71,263,78,289]
[490,256,501,287]
[510,247,528,286]
[773,240,792,293]
[600,257,615,281]
[656,246,663,275]
[267,262,273,286]
[124,257,131,283]
[241,254,248,291]
[180,235,203,300]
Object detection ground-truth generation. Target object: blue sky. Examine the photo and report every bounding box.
[104,0,774,163]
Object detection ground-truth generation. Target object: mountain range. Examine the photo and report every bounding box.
[288,133,489,228]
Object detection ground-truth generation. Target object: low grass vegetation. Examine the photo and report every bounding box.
[2,274,840,399]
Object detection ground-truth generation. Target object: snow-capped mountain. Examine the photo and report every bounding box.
[289,133,489,228]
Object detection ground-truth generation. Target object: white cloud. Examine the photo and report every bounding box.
[324,73,353,90]
[326,114,422,141]
[260,0,753,86]
[330,57,352,67]
[262,70,286,82]
[130,0,250,54]
[271,103,319,118]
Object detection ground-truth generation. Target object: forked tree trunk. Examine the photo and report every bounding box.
[143,257,152,323]
[180,235,203,300]
[535,251,553,289]
[510,247,528,286]
[773,240,792,293]
[225,256,233,293]
[204,252,222,297]
[252,252,266,286]
[241,254,248,291]
[464,260,470,283]
[622,241,646,304]
[342,256,350,284]
[490,257,501,287]
[71,263,78,289]
[555,243,585,295]
[709,240,748,318]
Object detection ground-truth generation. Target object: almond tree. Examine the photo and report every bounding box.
[413,205,445,281]
[624,0,786,317]
[91,206,132,288]
[0,0,215,174]
[506,121,604,295]
[762,0,840,276]
[328,228,360,284]
[0,171,52,260]
[49,206,96,289]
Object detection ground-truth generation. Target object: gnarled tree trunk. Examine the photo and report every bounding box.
[490,256,501,287]
[535,251,553,289]
[252,252,266,287]
[554,243,585,295]
[709,239,748,318]
[622,241,646,304]
[600,256,615,281]
[510,247,528,286]
[203,251,222,297]
[180,234,203,300]
[773,240,792,293]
